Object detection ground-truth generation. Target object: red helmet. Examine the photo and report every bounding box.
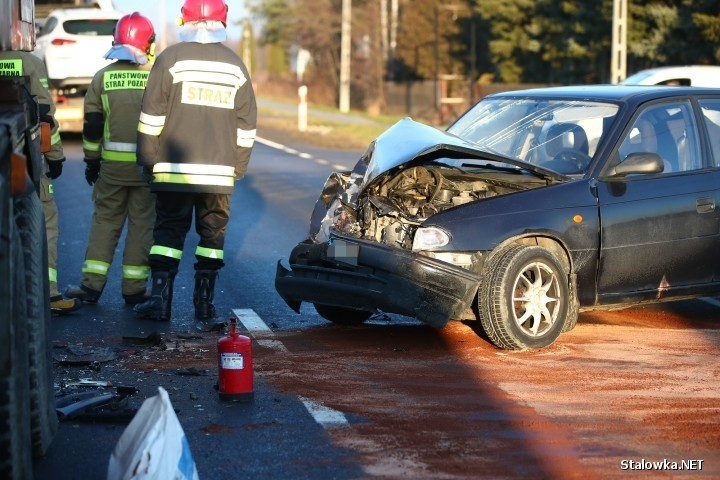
[113,12,155,53]
[181,0,228,25]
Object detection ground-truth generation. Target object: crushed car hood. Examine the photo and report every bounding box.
[307,119,567,244]
[359,118,565,189]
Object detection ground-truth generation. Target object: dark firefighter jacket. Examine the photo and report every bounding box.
[84,61,151,186]
[137,41,257,194]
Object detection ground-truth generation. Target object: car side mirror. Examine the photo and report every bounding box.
[606,152,664,177]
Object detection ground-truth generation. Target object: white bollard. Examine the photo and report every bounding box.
[298,85,308,132]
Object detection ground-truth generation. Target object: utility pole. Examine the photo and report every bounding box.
[158,0,167,52]
[339,0,352,113]
[390,0,398,54]
[610,0,627,84]
[242,18,252,75]
[434,5,439,112]
[380,0,388,62]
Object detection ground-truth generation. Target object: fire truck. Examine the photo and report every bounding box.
[1,0,58,478]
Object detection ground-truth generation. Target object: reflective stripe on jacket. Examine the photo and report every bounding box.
[137,42,257,194]
[84,61,151,186]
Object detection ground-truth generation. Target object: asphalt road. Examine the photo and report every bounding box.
[32,133,720,479]
[32,135,367,480]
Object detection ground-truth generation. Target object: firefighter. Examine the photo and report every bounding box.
[134,0,257,321]
[0,33,81,314]
[65,12,157,305]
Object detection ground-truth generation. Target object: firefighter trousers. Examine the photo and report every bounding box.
[39,175,59,297]
[149,191,230,273]
[81,177,155,296]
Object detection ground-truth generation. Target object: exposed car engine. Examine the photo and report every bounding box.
[313,164,527,249]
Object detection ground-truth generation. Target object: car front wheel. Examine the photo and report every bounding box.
[313,304,373,325]
[478,245,568,350]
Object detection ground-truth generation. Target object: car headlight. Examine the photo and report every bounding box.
[412,227,450,251]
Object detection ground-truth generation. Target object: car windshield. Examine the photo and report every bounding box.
[63,19,117,36]
[447,97,619,175]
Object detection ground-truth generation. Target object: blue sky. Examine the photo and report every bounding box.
[108,0,249,48]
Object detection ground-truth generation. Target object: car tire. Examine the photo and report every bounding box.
[478,245,567,350]
[0,211,32,480]
[14,193,57,457]
[313,304,373,325]
[562,281,580,333]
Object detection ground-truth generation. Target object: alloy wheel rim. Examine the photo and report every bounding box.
[511,261,560,337]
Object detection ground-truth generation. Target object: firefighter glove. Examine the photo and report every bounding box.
[47,159,64,179]
[84,158,101,186]
[139,166,154,184]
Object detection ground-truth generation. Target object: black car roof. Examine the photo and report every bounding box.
[487,84,720,104]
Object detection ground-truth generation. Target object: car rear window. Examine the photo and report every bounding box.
[62,19,117,36]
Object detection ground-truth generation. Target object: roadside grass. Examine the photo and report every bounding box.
[257,98,404,151]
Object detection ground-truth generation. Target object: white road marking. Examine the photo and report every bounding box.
[232,308,272,332]
[231,309,348,427]
[256,136,337,171]
[299,396,349,428]
[231,308,289,352]
[255,137,285,150]
[255,339,289,353]
[700,297,720,308]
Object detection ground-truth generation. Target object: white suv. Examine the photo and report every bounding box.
[34,8,121,88]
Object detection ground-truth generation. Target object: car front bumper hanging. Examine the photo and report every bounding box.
[275,234,481,328]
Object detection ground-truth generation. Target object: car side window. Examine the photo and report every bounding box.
[698,100,720,167]
[617,101,701,174]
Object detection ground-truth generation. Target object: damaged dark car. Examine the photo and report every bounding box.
[275,85,720,350]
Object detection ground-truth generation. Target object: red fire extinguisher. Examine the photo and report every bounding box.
[217,315,254,402]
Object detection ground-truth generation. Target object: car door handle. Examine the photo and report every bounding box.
[696,197,716,214]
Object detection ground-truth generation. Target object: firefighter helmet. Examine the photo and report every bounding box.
[181,0,229,25]
[113,12,155,54]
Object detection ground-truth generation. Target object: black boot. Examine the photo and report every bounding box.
[194,270,217,320]
[134,271,174,320]
[64,284,102,304]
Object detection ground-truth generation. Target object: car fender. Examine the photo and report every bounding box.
[424,179,600,301]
